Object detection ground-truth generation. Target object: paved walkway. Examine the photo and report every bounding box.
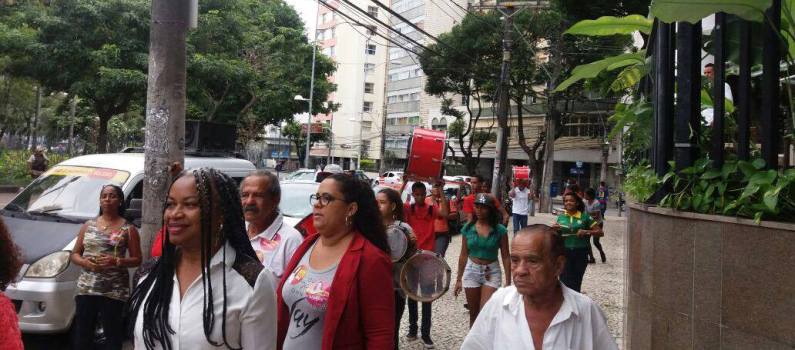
[396,213,627,349]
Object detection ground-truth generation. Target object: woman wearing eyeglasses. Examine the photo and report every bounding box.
[276,173,394,349]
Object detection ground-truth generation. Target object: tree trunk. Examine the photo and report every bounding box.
[540,96,558,213]
[141,0,189,259]
[28,87,41,150]
[97,114,110,153]
[600,142,609,183]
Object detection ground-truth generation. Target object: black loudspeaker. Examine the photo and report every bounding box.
[185,120,237,153]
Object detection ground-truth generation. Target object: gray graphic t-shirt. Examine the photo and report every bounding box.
[282,242,338,350]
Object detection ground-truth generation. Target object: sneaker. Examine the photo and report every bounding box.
[406,333,418,341]
[422,336,435,349]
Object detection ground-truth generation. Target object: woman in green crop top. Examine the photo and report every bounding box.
[454,193,510,327]
[552,192,603,292]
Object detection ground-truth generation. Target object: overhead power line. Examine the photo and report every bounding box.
[319,0,424,57]
[339,0,440,56]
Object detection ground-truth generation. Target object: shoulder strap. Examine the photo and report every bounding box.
[232,252,264,288]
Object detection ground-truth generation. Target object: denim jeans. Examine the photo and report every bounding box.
[407,298,432,338]
[434,234,451,257]
[512,214,528,234]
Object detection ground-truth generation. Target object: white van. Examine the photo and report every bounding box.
[1,152,255,334]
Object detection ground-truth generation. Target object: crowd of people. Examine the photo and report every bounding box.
[0,167,619,350]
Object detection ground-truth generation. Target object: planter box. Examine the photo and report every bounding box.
[625,204,795,349]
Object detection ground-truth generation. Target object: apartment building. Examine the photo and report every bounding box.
[310,0,388,170]
[383,0,468,166]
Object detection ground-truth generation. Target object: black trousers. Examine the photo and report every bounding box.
[73,295,125,350]
[587,236,606,262]
[394,291,405,350]
[560,247,589,292]
[407,298,432,338]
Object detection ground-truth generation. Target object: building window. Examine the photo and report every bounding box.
[408,115,420,125]
[361,140,371,154]
[365,63,375,73]
[367,6,378,17]
[366,25,377,36]
[362,121,373,129]
[363,101,373,112]
[461,95,469,105]
[366,44,376,55]
[364,82,374,94]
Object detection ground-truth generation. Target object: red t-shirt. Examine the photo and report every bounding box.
[404,202,439,251]
[462,193,501,214]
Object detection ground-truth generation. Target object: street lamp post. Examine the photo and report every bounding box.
[295,1,319,169]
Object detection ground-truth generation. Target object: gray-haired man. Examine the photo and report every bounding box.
[240,170,303,282]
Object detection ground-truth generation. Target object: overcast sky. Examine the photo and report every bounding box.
[284,0,317,37]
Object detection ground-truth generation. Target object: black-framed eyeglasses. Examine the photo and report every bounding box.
[310,193,346,207]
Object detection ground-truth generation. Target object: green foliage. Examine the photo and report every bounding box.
[564,15,652,36]
[0,149,68,186]
[624,163,660,202]
[359,158,377,172]
[281,119,330,167]
[650,0,771,23]
[658,158,795,223]
[554,52,645,92]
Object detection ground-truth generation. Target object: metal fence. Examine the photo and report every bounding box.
[649,1,788,201]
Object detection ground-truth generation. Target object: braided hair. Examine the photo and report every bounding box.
[327,173,390,253]
[126,168,257,350]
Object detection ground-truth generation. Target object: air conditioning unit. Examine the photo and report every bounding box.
[185,120,237,153]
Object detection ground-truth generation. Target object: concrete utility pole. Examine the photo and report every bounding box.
[472,1,546,199]
[141,0,190,258]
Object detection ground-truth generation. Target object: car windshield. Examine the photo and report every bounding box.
[287,171,315,181]
[279,182,319,218]
[6,166,130,220]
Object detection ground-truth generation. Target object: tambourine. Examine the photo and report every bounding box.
[387,226,417,263]
[399,250,451,302]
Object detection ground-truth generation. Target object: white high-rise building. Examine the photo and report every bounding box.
[383,0,468,167]
[310,0,388,170]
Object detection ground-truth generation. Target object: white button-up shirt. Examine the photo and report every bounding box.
[461,284,618,350]
[133,243,277,350]
[248,213,303,280]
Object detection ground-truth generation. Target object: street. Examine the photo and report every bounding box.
[397,212,627,349]
[2,193,626,349]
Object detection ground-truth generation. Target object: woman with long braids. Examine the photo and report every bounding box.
[127,168,276,350]
[552,191,603,292]
[71,184,141,349]
[454,193,511,327]
[277,173,394,349]
[376,187,416,350]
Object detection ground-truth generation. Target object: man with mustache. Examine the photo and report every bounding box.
[241,170,303,282]
[461,224,617,350]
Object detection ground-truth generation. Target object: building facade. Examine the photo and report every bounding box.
[310,0,387,170]
[383,0,468,168]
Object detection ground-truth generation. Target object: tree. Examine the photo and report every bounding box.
[0,0,150,153]
[185,0,337,146]
[419,12,502,175]
[281,119,330,168]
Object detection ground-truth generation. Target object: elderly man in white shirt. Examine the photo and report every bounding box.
[461,224,618,350]
[240,171,303,281]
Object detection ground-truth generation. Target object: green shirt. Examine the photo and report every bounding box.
[462,223,507,261]
[555,211,598,249]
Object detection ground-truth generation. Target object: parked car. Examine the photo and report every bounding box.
[345,170,378,187]
[279,180,321,228]
[379,171,404,186]
[285,168,316,182]
[1,152,256,334]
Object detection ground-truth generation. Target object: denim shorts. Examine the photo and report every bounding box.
[462,259,502,289]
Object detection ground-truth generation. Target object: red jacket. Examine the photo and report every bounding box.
[276,232,395,350]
